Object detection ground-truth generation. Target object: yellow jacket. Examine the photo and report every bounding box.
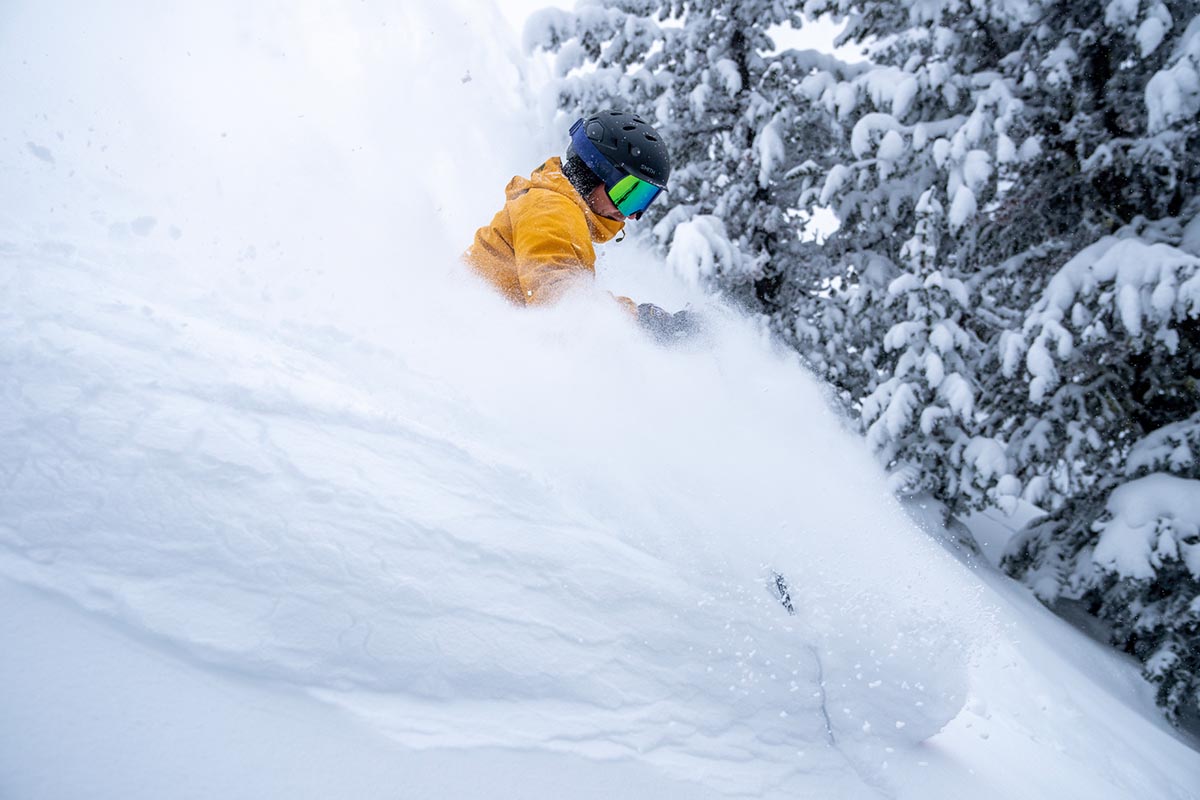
[464,157,633,309]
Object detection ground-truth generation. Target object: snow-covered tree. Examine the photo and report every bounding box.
[965,1,1200,723]
[529,0,1200,722]
[856,191,998,506]
[524,0,857,309]
[792,0,1039,508]
[994,228,1200,506]
[809,0,1200,721]
[1002,225,1200,722]
[756,0,1200,720]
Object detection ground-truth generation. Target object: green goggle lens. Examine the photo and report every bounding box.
[608,174,662,216]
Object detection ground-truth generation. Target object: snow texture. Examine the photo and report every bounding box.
[1145,16,1200,132]
[714,58,744,95]
[1094,474,1200,580]
[948,186,977,230]
[1129,413,1200,473]
[1105,0,1140,27]
[666,215,740,285]
[757,113,787,187]
[2,1,1199,797]
[1010,234,1200,400]
[851,112,905,158]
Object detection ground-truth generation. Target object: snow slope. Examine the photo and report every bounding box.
[1,2,1198,798]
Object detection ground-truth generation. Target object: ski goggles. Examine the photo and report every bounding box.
[569,118,664,216]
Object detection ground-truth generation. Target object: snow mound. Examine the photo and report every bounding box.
[0,227,975,793]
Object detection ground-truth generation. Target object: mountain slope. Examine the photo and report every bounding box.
[1,1,1197,798]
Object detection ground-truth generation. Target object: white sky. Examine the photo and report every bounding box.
[495,0,570,34]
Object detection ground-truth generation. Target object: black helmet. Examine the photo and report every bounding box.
[575,111,670,189]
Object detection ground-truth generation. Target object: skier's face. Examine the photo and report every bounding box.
[587,184,640,222]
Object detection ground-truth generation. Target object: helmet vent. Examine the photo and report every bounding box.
[622,124,636,131]
[645,134,658,142]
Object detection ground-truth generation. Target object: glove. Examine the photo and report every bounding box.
[636,303,699,343]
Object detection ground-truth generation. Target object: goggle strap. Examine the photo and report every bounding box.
[569,120,626,188]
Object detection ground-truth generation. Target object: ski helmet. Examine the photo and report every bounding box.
[571,111,671,189]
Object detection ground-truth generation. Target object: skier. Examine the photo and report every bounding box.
[464,111,694,341]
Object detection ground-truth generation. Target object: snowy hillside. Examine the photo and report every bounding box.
[2,2,1198,798]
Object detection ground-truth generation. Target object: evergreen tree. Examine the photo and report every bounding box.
[1002,223,1200,723]
[808,0,1200,722]
[524,0,854,311]
[531,0,1200,722]
[795,0,1036,508]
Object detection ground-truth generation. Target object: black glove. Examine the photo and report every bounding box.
[637,303,699,343]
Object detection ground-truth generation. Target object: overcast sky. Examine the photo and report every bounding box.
[495,0,569,34]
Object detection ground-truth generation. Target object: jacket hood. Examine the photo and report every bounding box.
[505,157,625,244]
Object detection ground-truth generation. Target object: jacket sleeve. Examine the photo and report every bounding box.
[611,294,638,315]
[510,189,596,306]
